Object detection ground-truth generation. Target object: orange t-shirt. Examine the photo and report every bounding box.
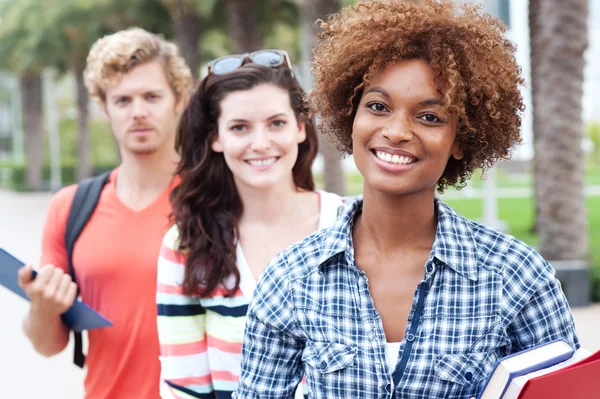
[40,168,178,399]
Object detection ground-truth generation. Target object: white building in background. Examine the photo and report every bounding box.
[584,1,600,124]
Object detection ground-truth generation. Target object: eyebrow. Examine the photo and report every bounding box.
[364,87,390,98]
[364,87,443,106]
[419,98,442,106]
[110,89,166,98]
[226,113,288,124]
[267,113,287,120]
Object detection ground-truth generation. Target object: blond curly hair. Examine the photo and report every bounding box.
[84,27,193,105]
[310,0,525,192]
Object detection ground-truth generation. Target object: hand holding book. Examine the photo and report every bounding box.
[0,248,112,332]
[478,340,600,399]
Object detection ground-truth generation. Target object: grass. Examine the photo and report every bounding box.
[446,196,600,302]
[451,163,600,190]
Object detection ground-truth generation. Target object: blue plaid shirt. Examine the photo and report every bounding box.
[234,197,579,399]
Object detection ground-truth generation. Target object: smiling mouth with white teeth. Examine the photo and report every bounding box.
[246,157,278,167]
[374,151,417,165]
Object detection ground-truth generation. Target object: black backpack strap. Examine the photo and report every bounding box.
[64,170,111,368]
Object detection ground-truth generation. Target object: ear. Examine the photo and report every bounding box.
[211,135,223,153]
[451,140,464,160]
[296,118,307,144]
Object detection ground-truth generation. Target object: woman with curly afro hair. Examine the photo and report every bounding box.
[234,1,580,398]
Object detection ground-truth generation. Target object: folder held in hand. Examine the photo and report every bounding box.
[0,248,112,332]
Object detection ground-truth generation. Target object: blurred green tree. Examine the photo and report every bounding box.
[0,0,174,182]
[0,0,54,189]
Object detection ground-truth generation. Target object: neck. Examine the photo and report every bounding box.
[117,145,180,193]
[237,177,300,226]
[356,185,438,253]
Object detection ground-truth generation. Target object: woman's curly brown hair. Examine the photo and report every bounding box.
[310,0,525,191]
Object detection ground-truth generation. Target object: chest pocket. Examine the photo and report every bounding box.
[303,342,357,373]
[434,352,497,398]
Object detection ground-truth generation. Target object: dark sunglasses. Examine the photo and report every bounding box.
[207,49,294,77]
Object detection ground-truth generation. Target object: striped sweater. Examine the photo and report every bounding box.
[156,191,344,399]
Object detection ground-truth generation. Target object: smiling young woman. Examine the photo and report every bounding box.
[155,52,344,399]
[234,2,580,399]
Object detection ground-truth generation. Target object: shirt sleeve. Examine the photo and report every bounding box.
[234,253,305,399]
[39,185,77,271]
[506,257,580,352]
[157,226,214,399]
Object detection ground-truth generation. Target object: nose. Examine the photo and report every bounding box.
[250,128,271,151]
[381,114,413,144]
[131,97,149,119]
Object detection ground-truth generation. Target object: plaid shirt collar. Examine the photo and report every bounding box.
[316,196,479,281]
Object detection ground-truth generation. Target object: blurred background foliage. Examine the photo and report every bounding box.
[0,0,597,302]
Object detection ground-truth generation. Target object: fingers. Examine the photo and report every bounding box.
[30,264,55,294]
[24,264,77,319]
[27,265,70,303]
[17,264,34,288]
[65,281,78,306]
[55,275,77,308]
[41,269,62,300]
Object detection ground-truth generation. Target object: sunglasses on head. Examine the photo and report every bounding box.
[207,49,294,77]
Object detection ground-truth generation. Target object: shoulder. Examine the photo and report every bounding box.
[438,200,554,283]
[159,224,187,265]
[157,225,187,286]
[316,190,350,229]
[45,184,78,224]
[317,190,344,207]
[472,219,550,277]
[162,223,182,249]
[264,196,358,283]
[50,184,78,208]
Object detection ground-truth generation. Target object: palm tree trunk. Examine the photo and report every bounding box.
[225,0,263,53]
[302,0,346,196]
[75,68,92,180]
[535,0,589,260]
[20,73,44,191]
[172,8,202,80]
[529,0,542,234]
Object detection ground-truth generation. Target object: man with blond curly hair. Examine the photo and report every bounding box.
[17,27,193,399]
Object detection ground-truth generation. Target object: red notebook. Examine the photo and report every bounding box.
[517,348,600,398]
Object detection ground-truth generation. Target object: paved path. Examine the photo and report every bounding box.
[0,189,598,398]
[0,190,84,398]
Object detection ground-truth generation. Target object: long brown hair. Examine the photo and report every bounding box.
[171,63,318,297]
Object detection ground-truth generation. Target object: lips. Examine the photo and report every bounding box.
[128,125,154,133]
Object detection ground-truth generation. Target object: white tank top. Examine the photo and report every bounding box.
[386,342,402,372]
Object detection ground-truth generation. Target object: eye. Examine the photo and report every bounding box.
[231,124,246,132]
[271,120,286,128]
[419,113,444,123]
[366,101,388,113]
[146,93,160,101]
[115,97,130,105]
